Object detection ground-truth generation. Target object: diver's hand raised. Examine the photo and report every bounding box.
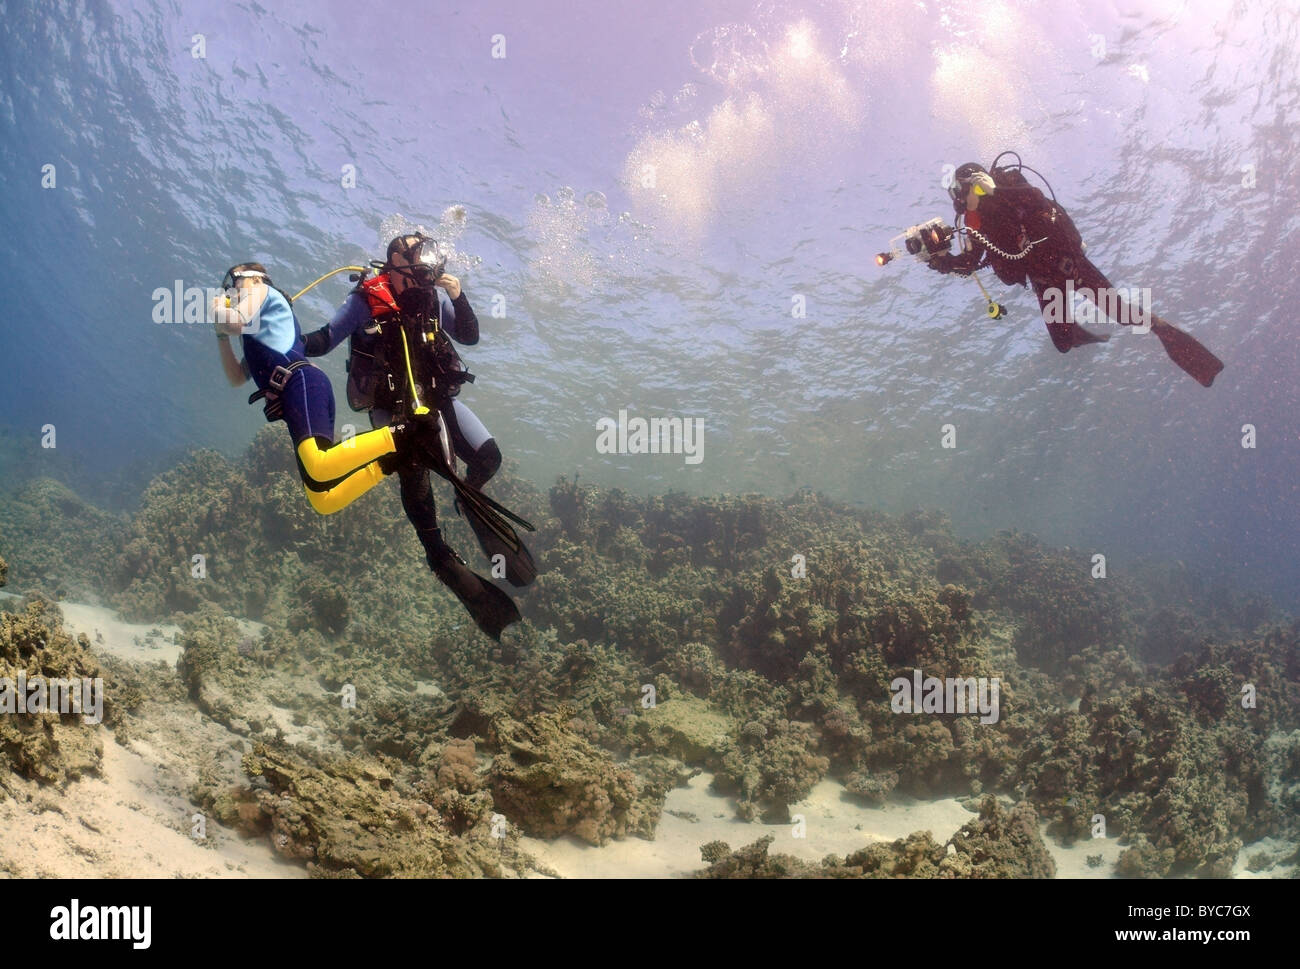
[437,273,461,299]
[210,295,246,336]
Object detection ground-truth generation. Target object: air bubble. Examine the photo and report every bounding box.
[689,23,768,87]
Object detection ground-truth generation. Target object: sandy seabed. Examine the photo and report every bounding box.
[0,594,1287,880]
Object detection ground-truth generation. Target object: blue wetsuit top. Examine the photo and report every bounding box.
[240,288,335,446]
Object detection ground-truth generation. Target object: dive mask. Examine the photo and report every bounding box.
[390,236,447,286]
[221,265,270,292]
[949,164,997,204]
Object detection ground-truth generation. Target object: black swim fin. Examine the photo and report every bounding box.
[457,494,538,587]
[437,466,536,578]
[1152,317,1224,388]
[414,407,538,586]
[430,552,521,641]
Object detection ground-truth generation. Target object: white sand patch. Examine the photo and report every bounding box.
[0,592,262,669]
[0,592,297,878]
[55,600,183,666]
[1232,837,1298,879]
[1041,824,1123,878]
[520,773,971,878]
[265,702,327,748]
[792,779,973,855]
[0,737,303,878]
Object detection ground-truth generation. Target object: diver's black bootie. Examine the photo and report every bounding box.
[1047,320,1108,353]
[423,531,521,641]
[414,526,451,568]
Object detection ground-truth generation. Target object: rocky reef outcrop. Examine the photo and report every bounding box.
[4,429,1294,878]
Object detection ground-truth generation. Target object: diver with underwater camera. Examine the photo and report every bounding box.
[878,216,1008,318]
[301,233,537,641]
[877,152,1223,387]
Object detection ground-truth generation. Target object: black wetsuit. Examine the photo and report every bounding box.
[304,285,502,566]
[930,167,1127,352]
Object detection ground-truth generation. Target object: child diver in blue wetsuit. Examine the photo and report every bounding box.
[211,262,424,513]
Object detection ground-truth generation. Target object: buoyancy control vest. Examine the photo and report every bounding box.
[345,273,474,414]
[976,166,1085,284]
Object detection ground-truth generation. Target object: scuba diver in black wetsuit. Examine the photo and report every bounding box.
[926,154,1224,387]
[302,233,536,640]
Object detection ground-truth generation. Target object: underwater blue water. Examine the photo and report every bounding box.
[0,0,1297,607]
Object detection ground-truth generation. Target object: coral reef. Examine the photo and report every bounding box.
[0,480,125,599]
[201,742,510,877]
[485,707,660,845]
[0,597,106,790]
[6,439,1294,878]
[696,798,1054,878]
[109,428,554,634]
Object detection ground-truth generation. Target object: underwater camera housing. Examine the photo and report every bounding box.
[876,217,955,266]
